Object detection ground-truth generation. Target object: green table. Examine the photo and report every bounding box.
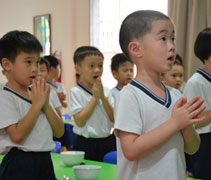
[63,119,75,126]
[0,153,202,180]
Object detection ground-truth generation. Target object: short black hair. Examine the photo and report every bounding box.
[40,57,50,72]
[194,28,211,63]
[44,55,59,68]
[175,54,183,66]
[111,53,133,71]
[0,30,43,65]
[119,10,171,58]
[73,46,104,65]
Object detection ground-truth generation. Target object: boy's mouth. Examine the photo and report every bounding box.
[93,75,99,79]
[30,76,36,79]
[167,55,175,63]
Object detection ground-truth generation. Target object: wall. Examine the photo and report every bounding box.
[0,0,90,101]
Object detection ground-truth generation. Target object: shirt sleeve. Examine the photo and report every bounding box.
[68,88,85,116]
[0,93,20,129]
[114,88,143,137]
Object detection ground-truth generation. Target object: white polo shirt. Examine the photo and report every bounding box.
[0,86,55,154]
[183,68,211,134]
[114,79,186,180]
[111,85,121,100]
[68,82,114,138]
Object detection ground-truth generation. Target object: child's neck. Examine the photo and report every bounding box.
[135,71,165,99]
[79,80,93,90]
[7,81,30,98]
[202,61,211,75]
[117,83,124,89]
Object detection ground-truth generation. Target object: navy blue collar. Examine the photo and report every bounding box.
[3,86,32,104]
[77,82,93,96]
[196,68,211,83]
[46,80,57,89]
[130,79,171,108]
[115,85,121,91]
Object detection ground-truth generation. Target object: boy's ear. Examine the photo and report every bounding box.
[112,70,118,80]
[1,58,12,72]
[74,64,80,75]
[128,40,142,58]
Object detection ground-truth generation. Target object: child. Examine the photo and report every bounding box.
[183,27,211,180]
[68,46,116,161]
[111,53,134,98]
[161,54,184,91]
[38,58,62,117]
[114,10,206,180]
[0,30,64,179]
[44,55,68,113]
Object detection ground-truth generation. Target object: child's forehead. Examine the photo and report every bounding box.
[83,55,104,63]
[16,51,40,60]
[150,19,175,34]
[119,61,134,68]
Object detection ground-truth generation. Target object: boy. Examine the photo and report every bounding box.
[111,53,134,98]
[44,55,67,113]
[0,30,64,180]
[161,54,184,91]
[114,10,206,180]
[68,46,116,161]
[38,58,62,117]
[183,27,211,180]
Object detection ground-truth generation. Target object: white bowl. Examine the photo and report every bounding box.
[60,151,85,166]
[73,165,101,180]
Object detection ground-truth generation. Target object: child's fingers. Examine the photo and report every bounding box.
[185,96,200,108]
[40,78,45,91]
[190,105,206,119]
[187,98,205,113]
[31,79,37,92]
[191,115,206,124]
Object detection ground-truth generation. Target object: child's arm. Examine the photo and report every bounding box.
[119,97,205,161]
[73,80,101,127]
[42,89,64,138]
[57,92,68,108]
[5,78,48,144]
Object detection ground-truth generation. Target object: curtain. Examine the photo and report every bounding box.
[168,0,211,80]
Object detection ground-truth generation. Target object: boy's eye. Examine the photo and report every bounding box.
[171,37,175,42]
[161,37,166,41]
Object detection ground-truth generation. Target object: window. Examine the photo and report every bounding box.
[90,0,167,89]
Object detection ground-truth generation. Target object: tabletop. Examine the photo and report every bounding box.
[0,150,201,180]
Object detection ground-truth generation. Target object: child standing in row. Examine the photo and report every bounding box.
[114,10,206,180]
[0,30,64,179]
[111,53,134,99]
[38,58,62,117]
[68,46,116,161]
[44,55,68,113]
[183,27,211,180]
